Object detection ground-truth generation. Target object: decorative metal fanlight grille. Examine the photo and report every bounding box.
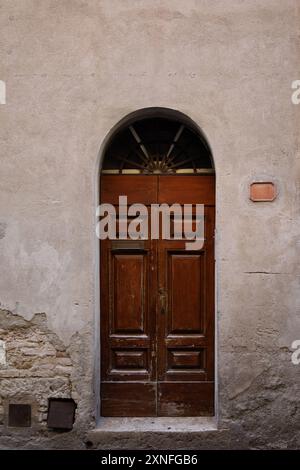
[102,118,213,174]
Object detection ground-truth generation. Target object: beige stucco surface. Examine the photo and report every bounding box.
[0,0,300,448]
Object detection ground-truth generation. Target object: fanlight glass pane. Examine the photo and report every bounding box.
[102,118,213,174]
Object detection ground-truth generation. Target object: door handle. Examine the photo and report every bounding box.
[159,288,167,315]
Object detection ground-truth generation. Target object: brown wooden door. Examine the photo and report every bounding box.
[100,175,215,416]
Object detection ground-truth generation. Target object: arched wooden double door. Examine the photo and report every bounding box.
[100,174,215,416]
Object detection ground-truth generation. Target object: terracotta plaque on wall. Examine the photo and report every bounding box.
[250,182,276,202]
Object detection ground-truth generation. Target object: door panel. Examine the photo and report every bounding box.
[112,252,147,334]
[100,175,215,416]
[156,203,214,414]
[101,237,157,415]
[157,382,214,416]
[101,383,157,417]
[168,252,204,333]
[158,175,215,205]
[101,174,157,205]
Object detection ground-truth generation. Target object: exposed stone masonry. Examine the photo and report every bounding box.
[0,309,73,428]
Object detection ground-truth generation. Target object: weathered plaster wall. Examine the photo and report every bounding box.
[0,0,299,449]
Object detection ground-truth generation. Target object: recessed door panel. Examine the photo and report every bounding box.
[112,253,146,334]
[113,350,147,370]
[168,252,204,334]
[168,349,204,369]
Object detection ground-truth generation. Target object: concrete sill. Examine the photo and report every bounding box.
[92,416,218,433]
